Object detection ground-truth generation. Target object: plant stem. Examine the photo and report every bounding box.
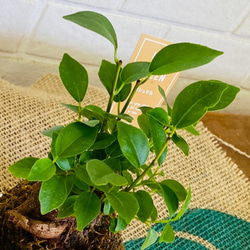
[120,74,151,115]
[125,136,171,192]
[106,60,122,114]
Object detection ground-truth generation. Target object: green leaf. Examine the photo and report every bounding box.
[90,133,116,150]
[57,195,78,219]
[159,183,179,218]
[134,190,154,223]
[103,199,114,215]
[39,175,67,214]
[207,81,240,111]
[73,173,90,192]
[56,157,75,171]
[149,116,167,165]
[27,158,56,181]
[141,228,158,250]
[8,157,38,179]
[42,125,64,137]
[120,62,150,84]
[86,159,128,186]
[81,105,112,122]
[172,187,191,221]
[161,180,187,202]
[149,43,223,75]
[172,80,229,128]
[150,205,158,222]
[114,216,128,233]
[74,191,101,231]
[137,113,151,138]
[184,125,200,136]
[62,103,79,113]
[159,222,175,243]
[64,11,118,50]
[158,85,168,105]
[106,192,139,224]
[59,53,88,102]
[117,121,150,169]
[98,60,116,94]
[117,113,133,123]
[171,133,189,156]
[114,82,131,102]
[147,107,169,126]
[55,122,98,158]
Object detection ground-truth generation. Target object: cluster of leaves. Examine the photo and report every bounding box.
[9,11,240,249]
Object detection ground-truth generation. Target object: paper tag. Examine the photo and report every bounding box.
[111,34,180,126]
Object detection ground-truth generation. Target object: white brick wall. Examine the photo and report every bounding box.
[0,0,249,114]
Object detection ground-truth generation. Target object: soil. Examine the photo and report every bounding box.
[0,181,124,250]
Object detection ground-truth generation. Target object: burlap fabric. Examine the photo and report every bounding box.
[1,74,249,249]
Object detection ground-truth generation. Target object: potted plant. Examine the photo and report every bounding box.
[0,11,239,249]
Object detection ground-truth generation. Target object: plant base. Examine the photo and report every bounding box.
[0,181,124,250]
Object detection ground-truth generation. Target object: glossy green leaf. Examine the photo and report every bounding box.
[73,173,90,191]
[150,205,158,222]
[158,85,168,105]
[86,159,128,186]
[57,195,78,219]
[137,113,151,138]
[184,125,200,136]
[105,140,123,158]
[64,11,117,49]
[98,60,116,94]
[42,125,64,137]
[114,216,127,233]
[171,133,189,156]
[106,192,139,224]
[62,103,79,113]
[27,158,56,181]
[120,62,150,84]
[141,228,158,250]
[172,187,191,221]
[81,105,112,122]
[172,80,229,128]
[83,120,100,127]
[114,82,131,102]
[103,199,114,215]
[55,122,98,158]
[160,183,179,218]
[59,53,88,102]
[147,107,169,126]
[207,81,240,111]
[90,133,116,150]
[56,157,75,171]
[149,43,223,75]
[134,190,154,223]
[159,222,175,243]
[8,157,38,179]
[39,175,67,214]
[161,180,187,202]
[117,121,149,169]
[74,191,101,231]
[117,113,133,123]
[149,116,167,165]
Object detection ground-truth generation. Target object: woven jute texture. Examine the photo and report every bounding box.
[1,74,250,249]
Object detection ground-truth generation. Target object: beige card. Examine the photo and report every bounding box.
[111,34,181,126]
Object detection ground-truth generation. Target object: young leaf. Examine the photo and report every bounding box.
[134,190,154,223]
[117,121,150,169]
[57,195,78,219]
[141,228,158,250]
[137,113,151,138]
[207,81,240,111]
[59,53,88,102]
[64,11,118,50]
[106,192,139,224]
[74,191,101,231]
[8,157,38,179]
[149,43,223,75]
[114,216,127,233]
[120,62,150,84]
[114,82,131,102]
[86,159,128,186]
[27,158,56,181]
[158,85,168,105]
[161,180,187,202]
[56,157,75,171]
[171,133,189,156]
[159,184,179,218]
[98,60,116,94]
[159,222,175,243]
[172,187,191,221]
[39,175,67,214]
[172,80,229,128]
[55,122,98,158]
[184,125,200,136]
[42,125,64,137]
[149,116,168,165]
[103,199,114,215]
[147,107,169,126]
